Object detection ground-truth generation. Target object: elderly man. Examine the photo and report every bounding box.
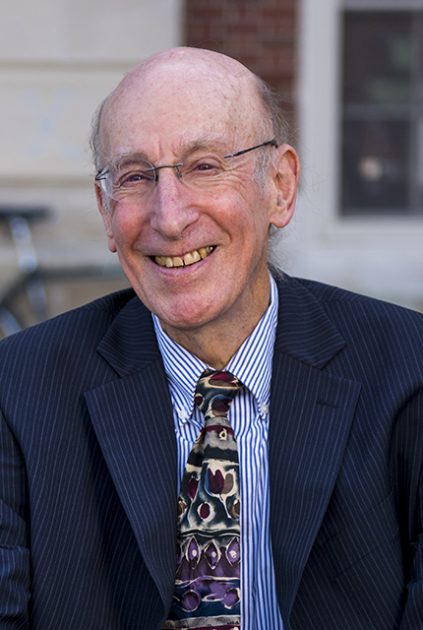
[0,47,422,630]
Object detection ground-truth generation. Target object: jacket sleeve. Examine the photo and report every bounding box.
[395,389,423,628]
[0,409,30,628]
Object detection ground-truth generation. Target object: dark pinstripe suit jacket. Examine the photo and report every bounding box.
[0,275,422,629]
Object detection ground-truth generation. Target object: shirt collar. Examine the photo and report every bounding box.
[152,273,279,424]
[226,275,278,418]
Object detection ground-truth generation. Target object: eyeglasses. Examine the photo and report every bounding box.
[95,138,277,202]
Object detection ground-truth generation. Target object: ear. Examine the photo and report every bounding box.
[95,184,117,253]
[268,144,300,229]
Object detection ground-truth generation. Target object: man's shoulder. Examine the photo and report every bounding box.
[287,274,423,324]
[278,273,423,358]
[0,287,139,360]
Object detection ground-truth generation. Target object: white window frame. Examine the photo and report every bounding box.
[292,0,423,309]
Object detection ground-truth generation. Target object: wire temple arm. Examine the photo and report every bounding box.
[224,138,278,159]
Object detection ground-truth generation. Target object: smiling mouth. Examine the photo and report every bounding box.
[154,246,214,268]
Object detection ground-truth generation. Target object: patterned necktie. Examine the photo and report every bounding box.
[165,369,243,630]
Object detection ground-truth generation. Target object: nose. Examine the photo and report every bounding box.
[149,168,199,239]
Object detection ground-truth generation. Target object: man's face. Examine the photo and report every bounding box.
[97,56,297,348]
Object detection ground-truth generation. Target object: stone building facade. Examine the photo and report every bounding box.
[1,0,422,326]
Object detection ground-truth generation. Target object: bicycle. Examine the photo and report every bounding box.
[0,205,127,339]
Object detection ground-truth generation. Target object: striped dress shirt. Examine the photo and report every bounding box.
[153,274,284,629]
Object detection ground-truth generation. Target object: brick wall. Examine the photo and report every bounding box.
[184,0,298,125]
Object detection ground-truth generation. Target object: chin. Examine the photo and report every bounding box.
[159,310,212,333]
[157,300,222,333]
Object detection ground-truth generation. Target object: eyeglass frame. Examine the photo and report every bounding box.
[94,138,278,193]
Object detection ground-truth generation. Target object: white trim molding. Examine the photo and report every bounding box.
[288,0,423,310]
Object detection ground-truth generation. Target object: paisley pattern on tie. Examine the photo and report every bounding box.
[165,370,242,630]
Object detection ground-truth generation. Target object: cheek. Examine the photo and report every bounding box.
[235,193,272,246]
[110,207,143,247]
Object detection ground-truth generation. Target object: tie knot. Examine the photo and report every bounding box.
[195,369,242,419]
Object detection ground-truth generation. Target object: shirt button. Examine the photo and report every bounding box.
[260,402,269,416]
[178,407,189,421]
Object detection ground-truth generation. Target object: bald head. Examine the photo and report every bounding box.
[119,46,254,91]
[90,47,288,170]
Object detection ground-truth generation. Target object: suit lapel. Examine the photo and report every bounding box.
[269,276,361,623]
[84,297,177,611]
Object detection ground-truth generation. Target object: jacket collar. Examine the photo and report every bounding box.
[95,274,347,376]
[273,273,346,366]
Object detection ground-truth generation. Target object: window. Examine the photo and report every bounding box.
[341,6,423,216]
[297,0,423,309]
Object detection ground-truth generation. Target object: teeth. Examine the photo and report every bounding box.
[155,246,213,268]
[183,250,201,265]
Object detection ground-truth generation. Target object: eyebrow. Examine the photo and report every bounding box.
[112,153,154,168]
